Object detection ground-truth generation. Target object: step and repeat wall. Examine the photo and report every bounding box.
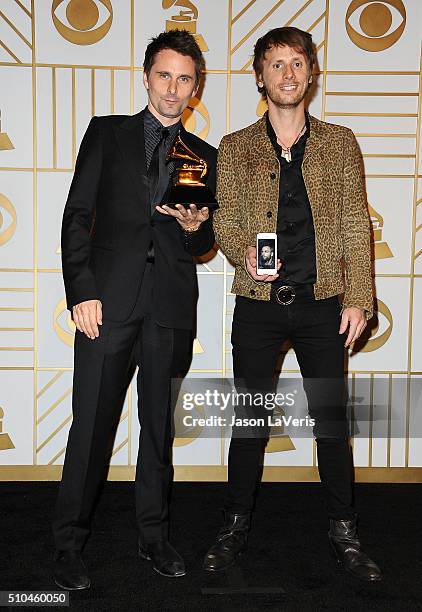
[0,0,421,481]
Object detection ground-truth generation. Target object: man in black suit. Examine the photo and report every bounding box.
[52,30,216,590]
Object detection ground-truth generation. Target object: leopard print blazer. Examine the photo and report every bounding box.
[213,113,373,319]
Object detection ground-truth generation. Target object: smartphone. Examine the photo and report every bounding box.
[256,233,277,275]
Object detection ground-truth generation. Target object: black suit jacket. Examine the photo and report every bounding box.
[61,109,216,328]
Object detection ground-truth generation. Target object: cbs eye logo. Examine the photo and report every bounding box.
[52,0,113,45]
[53,298,76,347]
[346,0,406,52]
[173,395,205,447]
[0,193,17,246]
[182,97,210,140]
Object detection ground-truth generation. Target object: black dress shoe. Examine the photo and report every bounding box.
[53,550,91,591]
[329,517,382,582]
[138,540,186,577]
[203,511,250,572]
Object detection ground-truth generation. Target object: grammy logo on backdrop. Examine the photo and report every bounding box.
[163,2,211,140]
[0,407,15,451]
[182,97,210,140]
[266,404,296,453]
[0,110,14,151]
[256,98,268,117]
[163,0,208,52]
[369,204,393,260]
[351,298,393,353]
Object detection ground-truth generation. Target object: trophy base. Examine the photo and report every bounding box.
[166,184,219,211]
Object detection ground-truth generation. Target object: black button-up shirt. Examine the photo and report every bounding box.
[266,113,317,285]
[143,106,180,173]
[143,108,180,258]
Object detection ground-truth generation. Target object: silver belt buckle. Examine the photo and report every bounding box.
[275,285,296,305]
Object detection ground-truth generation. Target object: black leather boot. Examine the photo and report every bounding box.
[53,551,91,590]
[203,511,251,572]
[138,539,186,577]
[329,517,382,582]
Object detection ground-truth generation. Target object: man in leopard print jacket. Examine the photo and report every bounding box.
[203,27,382,583]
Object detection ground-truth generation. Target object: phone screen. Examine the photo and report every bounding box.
[257,236,277,274]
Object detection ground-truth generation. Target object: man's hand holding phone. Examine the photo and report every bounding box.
[245,246,281,282]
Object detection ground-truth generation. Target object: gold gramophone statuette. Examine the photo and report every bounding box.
[166,133,208,187]
[165,133,218,209]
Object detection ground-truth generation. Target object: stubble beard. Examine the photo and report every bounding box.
[267,82,310,110]
[157,100,185,119]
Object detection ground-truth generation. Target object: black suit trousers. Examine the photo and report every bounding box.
[52,264,192,550]
[226,293,355,520]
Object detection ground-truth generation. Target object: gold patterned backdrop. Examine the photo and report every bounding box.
[0,0,421,482]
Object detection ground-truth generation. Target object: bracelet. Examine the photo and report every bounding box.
[183,223,201,234]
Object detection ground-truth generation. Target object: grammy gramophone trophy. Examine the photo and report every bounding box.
[165,133,218,211]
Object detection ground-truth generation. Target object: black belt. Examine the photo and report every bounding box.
[146,255,155,264]
[270,282,314,305]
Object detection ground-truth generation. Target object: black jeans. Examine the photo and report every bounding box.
[226,291,355,520]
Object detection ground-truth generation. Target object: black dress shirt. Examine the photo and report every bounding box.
[143,106,180,174]
[143,108,181,258]
[266,113,317,285]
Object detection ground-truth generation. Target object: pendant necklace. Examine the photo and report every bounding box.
[277,123,306,163]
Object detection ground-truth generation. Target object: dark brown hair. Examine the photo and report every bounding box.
[143,29,205,86]
[253,27,315,94]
